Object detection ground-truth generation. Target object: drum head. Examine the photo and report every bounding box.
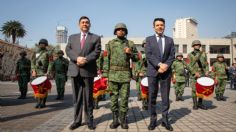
[141,77,148,87]
[31,76,47,85]
[94,76,101,82]
[197,77,214,86]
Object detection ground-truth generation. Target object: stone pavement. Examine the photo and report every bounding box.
[1,80,236,132]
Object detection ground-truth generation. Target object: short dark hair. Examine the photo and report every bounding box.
[79,16,90,23]
[153,18,165,26]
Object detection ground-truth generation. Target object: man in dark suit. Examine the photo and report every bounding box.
[145,18,175,131]
[66,16,101,130]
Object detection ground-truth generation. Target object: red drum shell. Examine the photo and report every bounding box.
[93,77,107,93]
[31,76,52,98]
[196,77,214,98]
[141,77,148,96]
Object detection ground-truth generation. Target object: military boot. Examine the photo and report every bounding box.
[179,95,184,101]
[216,94,220,101]
[192,97,198,110]
[120,112,129,129]
[40,97,47,108]
[198,98,207,110]
[60,91,64,100]
[109,112,120,129]
[35,98,41,108]
[220,94,226,101]
[94,100,99,109]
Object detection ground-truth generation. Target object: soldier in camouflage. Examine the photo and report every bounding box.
[15,51,31,99]
[49,50,69,100]
[106,23,138,129]
[134,40,148,109]
[171,53,189,101]
[31,39,51,108]
[211,54,228,101]
[94,50,109,109]
[186,40,209,110]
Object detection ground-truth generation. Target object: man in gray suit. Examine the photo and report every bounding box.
[145,18,175,131]
[66,16,101,130]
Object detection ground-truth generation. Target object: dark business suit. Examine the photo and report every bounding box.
[145,34,175,124]
[66,32,101,126]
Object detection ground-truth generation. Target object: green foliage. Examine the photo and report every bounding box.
[1,20,26,44]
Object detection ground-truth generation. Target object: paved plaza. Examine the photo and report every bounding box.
[1,80,236,132]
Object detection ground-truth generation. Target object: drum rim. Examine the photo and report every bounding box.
[31,76,47,85]
[141,77,148,87]
[197,77,214,86]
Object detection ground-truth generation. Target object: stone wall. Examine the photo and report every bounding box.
[0,39,33,81]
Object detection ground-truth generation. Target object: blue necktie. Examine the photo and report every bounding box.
[158,36,163,57]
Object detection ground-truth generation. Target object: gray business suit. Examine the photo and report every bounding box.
[145,34,175,124]
[66,32,101,125]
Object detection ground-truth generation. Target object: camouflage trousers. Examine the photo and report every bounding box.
[190,79,197,97]
[215,78,226,95]
[109,81,130,113]
[174,82,185,96]
[136,77,142,97]
[18,75,29,96]
[55,74,67,95]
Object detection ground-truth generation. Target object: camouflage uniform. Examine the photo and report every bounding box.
[211,54,228,101]
[49,50,69,100]
[187,40,209,110]
[16,51,31,99]
[171,53,189,101]
[94,50,109,109]
[107,23,138,129]
[31,39,51,108]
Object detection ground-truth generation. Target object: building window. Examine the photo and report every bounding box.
[175,44,179,53]
[210,58,231,66]
[202,45,206,52]
[183,44,187,53]
[209,45,230,54]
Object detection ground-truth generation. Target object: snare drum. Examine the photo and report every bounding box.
[196,77,214,99]
[141,77,148,99]
[31,76,52,98]
[93,76,108,99]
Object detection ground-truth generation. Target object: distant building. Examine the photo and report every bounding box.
[225,32,236,38]
[173,17,198,39]
[56,26,68,44]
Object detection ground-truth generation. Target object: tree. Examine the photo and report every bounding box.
[1,20,26,44]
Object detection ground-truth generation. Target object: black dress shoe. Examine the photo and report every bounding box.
[148,121,156,130]
[69,123,81,130]
[161,122,173,131]
[88,124,96,130]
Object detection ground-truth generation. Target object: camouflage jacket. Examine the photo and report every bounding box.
[16,57,31,76]
[211,61,228,79]
[31,49,51,76]
[106,38,138,82]
[171,59,189,82]
[186,50,209,78]
[49,57,69,75]
[97,51,109,77]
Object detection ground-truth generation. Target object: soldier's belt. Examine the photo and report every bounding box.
[216,74,227,76]
[110,66,130,71]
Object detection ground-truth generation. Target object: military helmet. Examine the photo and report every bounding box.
[217,54,224,58]
[175,53,183,58]
[19,51,27,56]
[114,23,128,35]
[192,40,201,47]
[39,39,48,46]
[57,50,64,55]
